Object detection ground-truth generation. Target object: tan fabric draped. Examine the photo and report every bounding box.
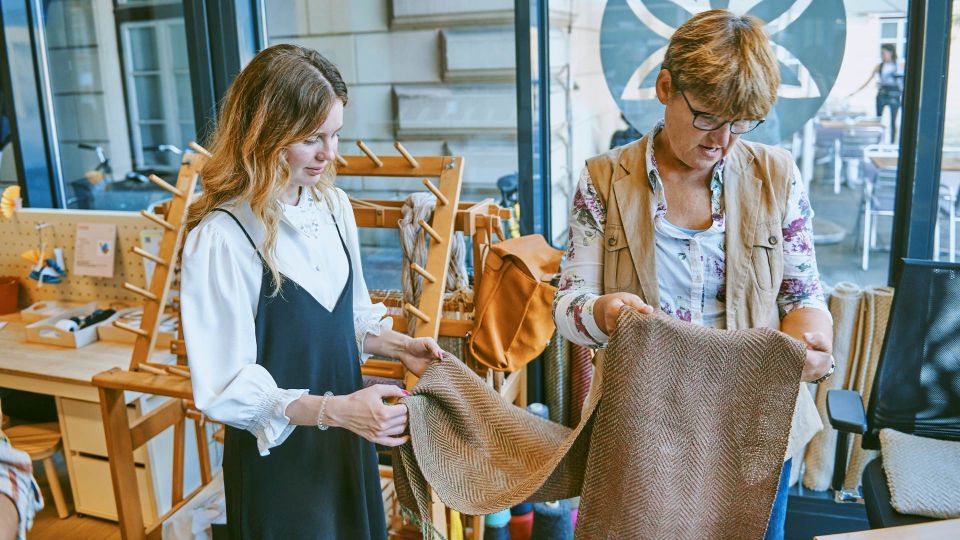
[802,282,863,489]
[800,284,895,491]
[843,286,894,490]
[395,310,806,539]
[585,135,822,462]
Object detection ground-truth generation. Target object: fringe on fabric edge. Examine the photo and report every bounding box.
[399,504,448,540]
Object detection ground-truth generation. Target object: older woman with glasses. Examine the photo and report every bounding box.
[553,10,834,540]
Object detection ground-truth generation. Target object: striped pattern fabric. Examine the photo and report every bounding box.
[569,344,594,426]
[0,433,43,540]
[395,310,806,539]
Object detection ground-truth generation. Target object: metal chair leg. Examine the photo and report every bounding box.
[862,200,871,271]
[950,204,956,263]
[934,220,941,262]
[834,139,842,194]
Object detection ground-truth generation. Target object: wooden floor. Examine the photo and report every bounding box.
[27,452,119,540]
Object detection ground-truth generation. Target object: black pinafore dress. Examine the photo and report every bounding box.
[214,209,386,540]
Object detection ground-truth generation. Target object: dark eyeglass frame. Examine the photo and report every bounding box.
[678,90,765,135]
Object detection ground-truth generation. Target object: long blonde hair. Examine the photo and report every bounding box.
[185,44,348,295]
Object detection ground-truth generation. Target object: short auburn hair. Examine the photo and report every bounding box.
[662,9,779,120]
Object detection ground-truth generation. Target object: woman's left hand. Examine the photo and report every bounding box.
[397,337,443,377]
[800,331,832,383]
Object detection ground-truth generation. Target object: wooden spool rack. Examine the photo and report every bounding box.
[92,141,515,540]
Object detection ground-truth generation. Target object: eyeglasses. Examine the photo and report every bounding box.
[678,90,764,135]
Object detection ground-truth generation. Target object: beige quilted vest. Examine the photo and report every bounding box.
[584,133,822,459]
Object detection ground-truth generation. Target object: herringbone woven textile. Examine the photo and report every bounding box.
[395,310,806,539]
[844,286,894,491]
[803,282,863,490]
[570,344,594,426]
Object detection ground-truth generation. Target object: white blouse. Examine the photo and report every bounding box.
[181,187,391,456]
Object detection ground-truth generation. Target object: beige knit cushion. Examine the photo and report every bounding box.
[880,428,960,519]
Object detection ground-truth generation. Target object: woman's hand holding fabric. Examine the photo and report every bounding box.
[799,331,832,383]
[326,384,411,446]
[593,292,655,335]
[397,337,443,377]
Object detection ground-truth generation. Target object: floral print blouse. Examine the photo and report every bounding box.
[553,122,829,348]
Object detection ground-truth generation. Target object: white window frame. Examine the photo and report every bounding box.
[120,19,191,171]
[879,16,908,62]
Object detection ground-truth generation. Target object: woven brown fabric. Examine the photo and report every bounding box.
[395,310,806,539]
[570,344,594,426]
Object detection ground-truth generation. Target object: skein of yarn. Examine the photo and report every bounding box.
[399,192,470,336]
[483,510,510,540]
[483,524,511,540]
[526,402,549,421]
[531,500,573,540]
[508,508,534,540]
[511,502,533,515]
[485,509,511,528]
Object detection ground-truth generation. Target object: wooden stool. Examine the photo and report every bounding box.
[7,422,69,518]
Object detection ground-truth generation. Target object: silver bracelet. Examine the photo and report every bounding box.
[316,391,334,431]
[811,355,836,385]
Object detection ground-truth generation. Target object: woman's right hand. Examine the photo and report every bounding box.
[593,292,654,335]
[325,384,411,447]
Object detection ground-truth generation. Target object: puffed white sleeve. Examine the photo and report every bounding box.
[181,222,308,456]
[335,188,392,364]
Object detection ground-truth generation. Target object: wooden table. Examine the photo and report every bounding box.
[0,316,166,401]
[814,517,960,539]
[870,156,960,171]
[0,314,212,525]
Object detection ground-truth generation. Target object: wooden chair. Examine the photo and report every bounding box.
[6,422,69,518]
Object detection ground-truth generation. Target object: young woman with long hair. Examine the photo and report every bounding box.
[181,44,441,539]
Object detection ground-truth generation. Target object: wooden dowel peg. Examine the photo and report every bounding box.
[411,263,436,283]
[188,141,211,157]
[418,219,442,243]
[422,179,449,206]
[131,246,167,267]
[404,303,431,324]
[394,142,419,168]
[140,209,175,231]
[349,197,381,209]
[124,282,159,302]
[335,154,348,167]
[138,364,166,376]
[166,366,191,378]
[148,174,184,197]
[356,140,383,167]
[113,320,149,337]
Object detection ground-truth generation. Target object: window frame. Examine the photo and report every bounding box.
[889,0,956,285]
[515,0,552,241]
[119,18,193,171]
[879,15,908,61]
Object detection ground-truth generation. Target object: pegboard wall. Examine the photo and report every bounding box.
[0,209,162,307]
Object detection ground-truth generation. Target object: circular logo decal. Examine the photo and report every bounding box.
[601,0,846,143]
